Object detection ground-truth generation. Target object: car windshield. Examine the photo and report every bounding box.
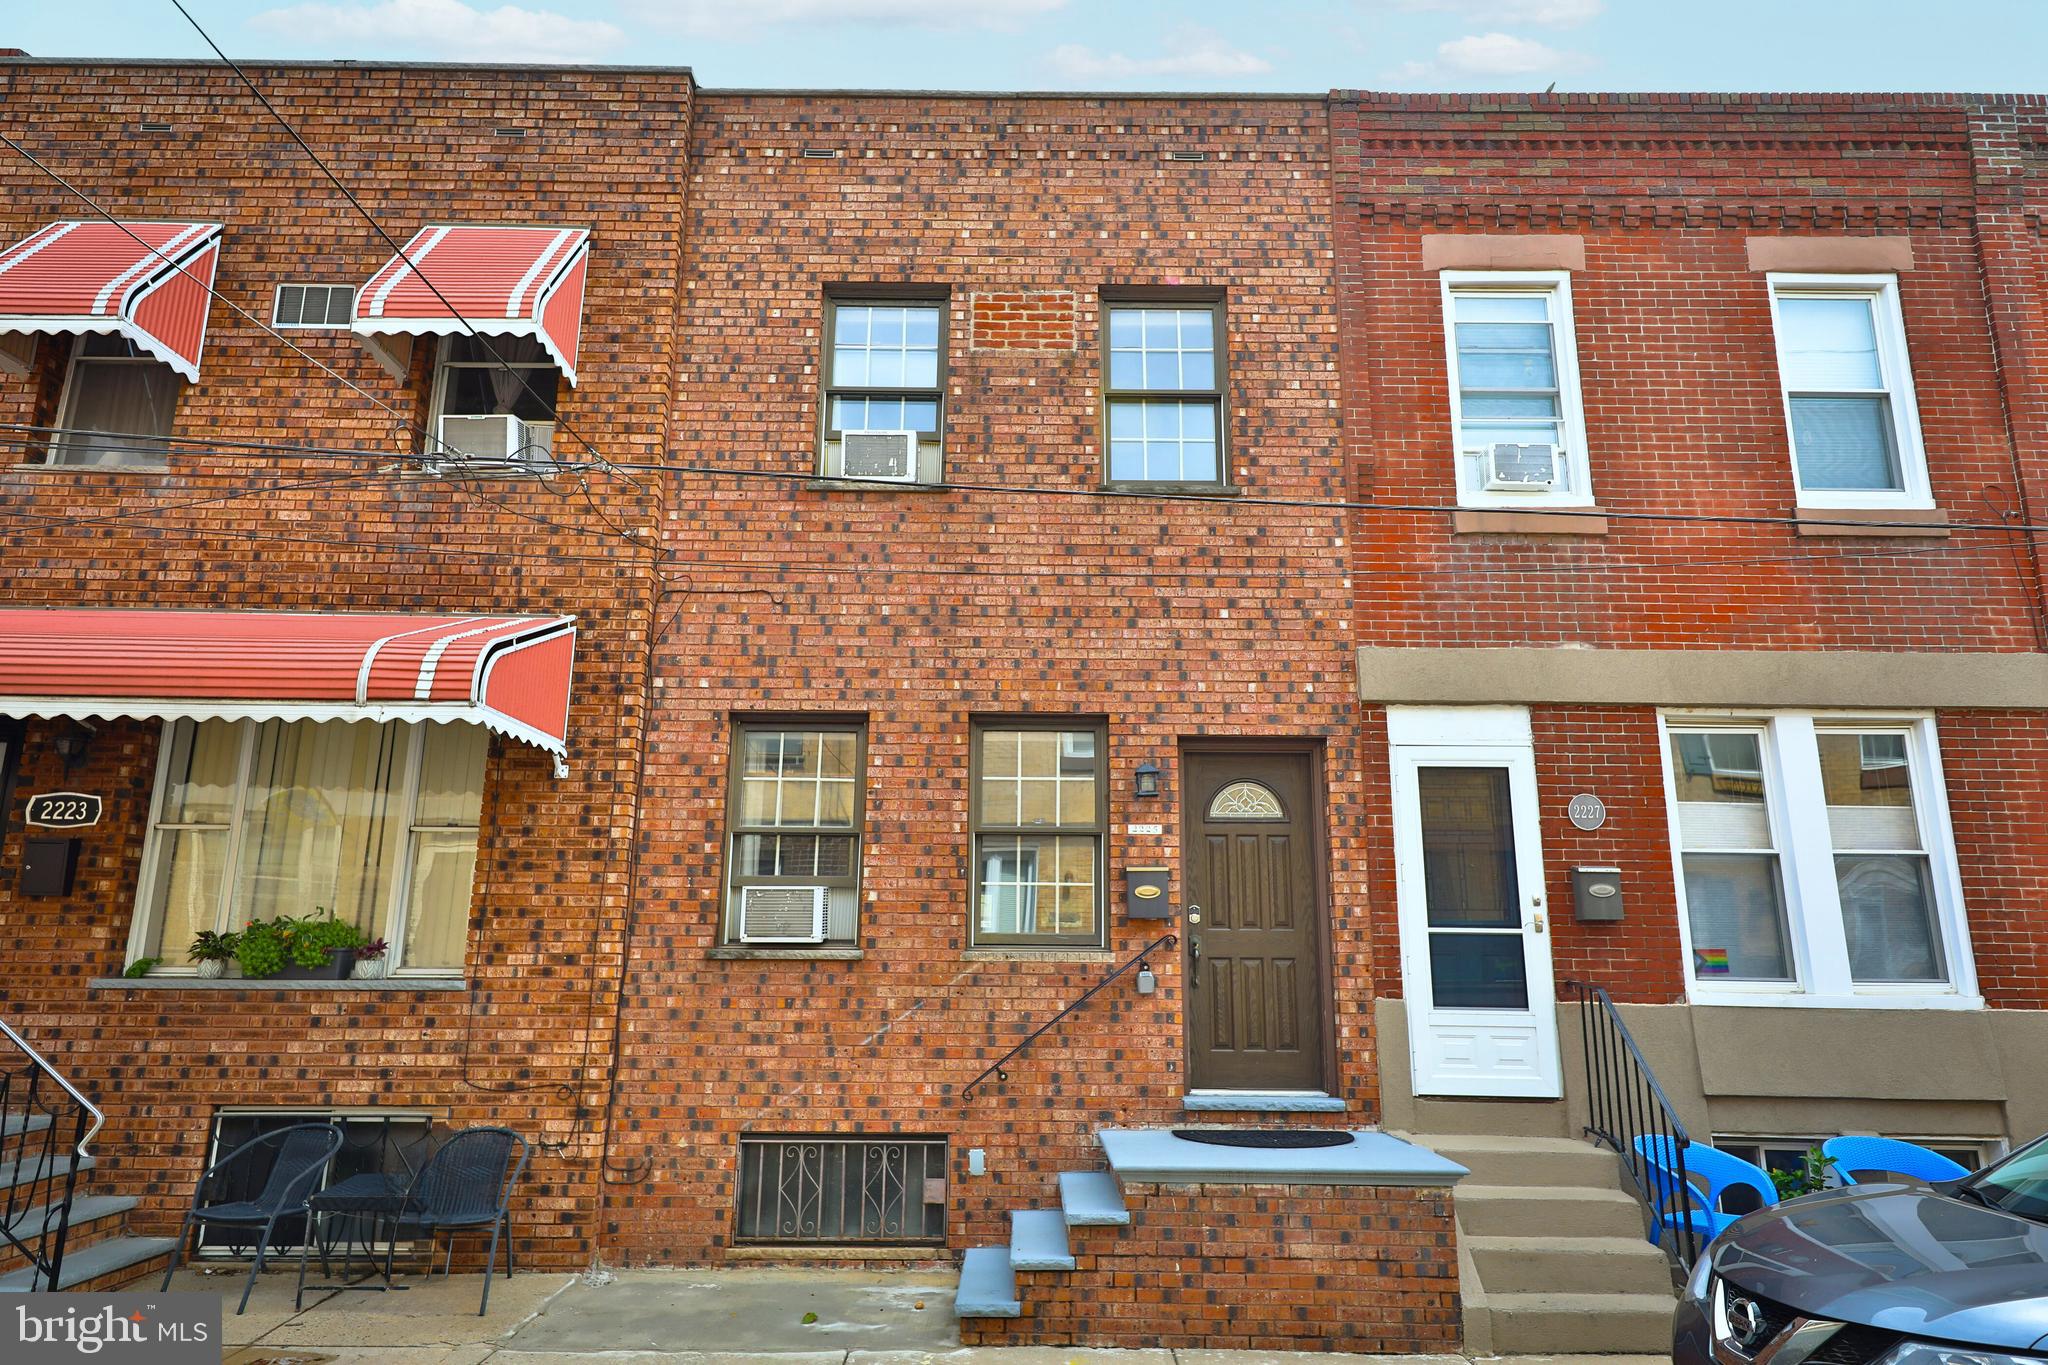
[1968,1137,2048,1224]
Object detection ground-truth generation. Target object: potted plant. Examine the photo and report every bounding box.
[188,930,240,979]
[235,912,369,981]
[351,938,390,980]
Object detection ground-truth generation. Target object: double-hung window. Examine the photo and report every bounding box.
[822,297,945,484]
[1766,274,1930,508]
[48,334,181,466]
[1440,271,1590,506]
[1662,714,1972,1006]
[725,723,864,946]
[1104,300,1226,489]
[133,718,486,976]
[971,722,1106,947]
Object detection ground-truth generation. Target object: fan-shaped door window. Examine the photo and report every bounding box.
[1207,780,1285,821]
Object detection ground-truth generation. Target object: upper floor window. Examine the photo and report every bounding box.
[1662,714,1972,1007]
[132,717,485,976]
[971,722,1106,947]
[1767,274,1930,509]
[724,722,865,947]
[48,334,179,467]
[822,297,945,485]
[430,334,558,469]
[1104,300,1226,489]
[1440,271,1590,507]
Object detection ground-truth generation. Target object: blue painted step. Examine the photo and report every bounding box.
[1058,1170,1129,1227]
[1008,1208,1075,1270]
[955,1246,1021,1319]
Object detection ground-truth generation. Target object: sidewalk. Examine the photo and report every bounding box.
[180,1264,1667,1364]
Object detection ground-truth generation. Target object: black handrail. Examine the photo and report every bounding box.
[963,932,1177,1097]
[1563,979,1699,1273]
[0,1016,102,1291]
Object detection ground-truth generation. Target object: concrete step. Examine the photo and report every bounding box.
[1057,1170,1129,1227]
[1413,1134,1622,1190]
[0,1112,54,1139]
[1456,1182,1649,1240]
[0,1152,92,1194]
[1466,1234,1675,1296]
[0,1236,177,1292]
[1008,1208,1074,1271]
[0,1192,135,1244]
[1406,1097,1571,1139]
[954,1246,1021,1319]
[1477,1291,1678,1355]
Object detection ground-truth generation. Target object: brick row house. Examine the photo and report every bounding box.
[0,54,2044,1355]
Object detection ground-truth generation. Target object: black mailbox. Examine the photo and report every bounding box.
[1124,865,1172,920]
[21,837,80,898]
[1572,866,1624,922]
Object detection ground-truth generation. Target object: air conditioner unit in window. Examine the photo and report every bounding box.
[1483,441,1560,491]
[835,430,918,482]
[436,413,547,471]
[737,885,829,944]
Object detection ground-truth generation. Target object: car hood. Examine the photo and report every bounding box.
[1712,1185,2048,1350]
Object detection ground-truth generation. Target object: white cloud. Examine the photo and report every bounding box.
[627,0,1068,40]
[1048,28,1275,83]
[1385,30,1593,84]
[249,0,624,63]
[1378,0,1602,27]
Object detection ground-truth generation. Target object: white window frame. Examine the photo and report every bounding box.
[1438,269,1593,509]
[48,334,179,467]
[1658,710,1978,1010]
[427,338,558,465]
[126,717,477,979]
[1765,273,1932,511]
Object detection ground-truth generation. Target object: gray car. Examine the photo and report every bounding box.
[1674,1133,2048,1363]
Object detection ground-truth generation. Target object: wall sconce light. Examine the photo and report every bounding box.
[1133,761,1162,799]
[52,721,95,770]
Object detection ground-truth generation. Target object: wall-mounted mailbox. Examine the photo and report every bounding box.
[1124,865,1172,920]
[1572,866,1624,922]
[21,837,80,898]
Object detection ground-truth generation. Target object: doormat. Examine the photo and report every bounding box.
[1171,1128,1354,1149]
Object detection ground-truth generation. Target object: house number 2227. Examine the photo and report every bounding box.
[26,792,102,828]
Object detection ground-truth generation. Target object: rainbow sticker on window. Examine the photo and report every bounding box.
[1694,948,1732,976]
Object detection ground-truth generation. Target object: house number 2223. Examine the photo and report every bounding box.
[25,792,102,828]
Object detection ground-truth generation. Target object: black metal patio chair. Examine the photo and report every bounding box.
[160,1121,343,1314]
[382,1126,529,1315]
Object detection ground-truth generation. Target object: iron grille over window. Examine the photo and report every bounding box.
[735,1136,946,1245]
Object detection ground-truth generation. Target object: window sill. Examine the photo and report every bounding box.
[1689,989,1984,1011]
[89,976,466,992]
[1793,507,1950,537]
[1101,483,1241,497]
[963,948,1117,963]
[804,477,950,494]
[17,462,173,475]
[707,946,865,961]
[1452,506,1608,536]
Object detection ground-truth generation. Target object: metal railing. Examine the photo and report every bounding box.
[735,1136,947,1245]
[963,931,1177,1097]
[0,1016,103,1291]
[1563,979,1699,1272]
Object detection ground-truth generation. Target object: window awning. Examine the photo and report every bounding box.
[0,610,576,762]
[351,224,591,386]
[0,221,223,381]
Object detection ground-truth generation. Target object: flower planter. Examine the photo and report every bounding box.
[193,959,228,979]
[351,955,389,981]
[273,948,357,981]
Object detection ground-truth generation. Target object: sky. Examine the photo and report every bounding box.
[8,0,2048,94]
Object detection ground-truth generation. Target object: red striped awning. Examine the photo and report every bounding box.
[0,221,222,381]
[352,224,590,386]
[0,610,576,761]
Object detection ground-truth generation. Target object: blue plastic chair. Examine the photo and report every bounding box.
[1822,1135,1970,1187]
[1634,1136,1778,1248]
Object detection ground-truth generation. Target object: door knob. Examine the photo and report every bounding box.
[1189,934,1202,990]
[1532,916,1546,934]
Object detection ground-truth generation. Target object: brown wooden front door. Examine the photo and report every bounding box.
[1182,749,1329,1093]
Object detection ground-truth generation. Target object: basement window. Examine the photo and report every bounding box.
[735,1135,947,1245]
[198,1110,434,1257]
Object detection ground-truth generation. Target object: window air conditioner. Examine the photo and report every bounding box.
[836,430,918,482]
[1483,441,1560,491]
[737,886,829,944]
[437,413,543,469]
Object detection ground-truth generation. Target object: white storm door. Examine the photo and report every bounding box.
[1391,708,1560,1098]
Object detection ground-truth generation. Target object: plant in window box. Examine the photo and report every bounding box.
[187,930,240,980]
[234,912,369,981]
[350,938,390,981]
